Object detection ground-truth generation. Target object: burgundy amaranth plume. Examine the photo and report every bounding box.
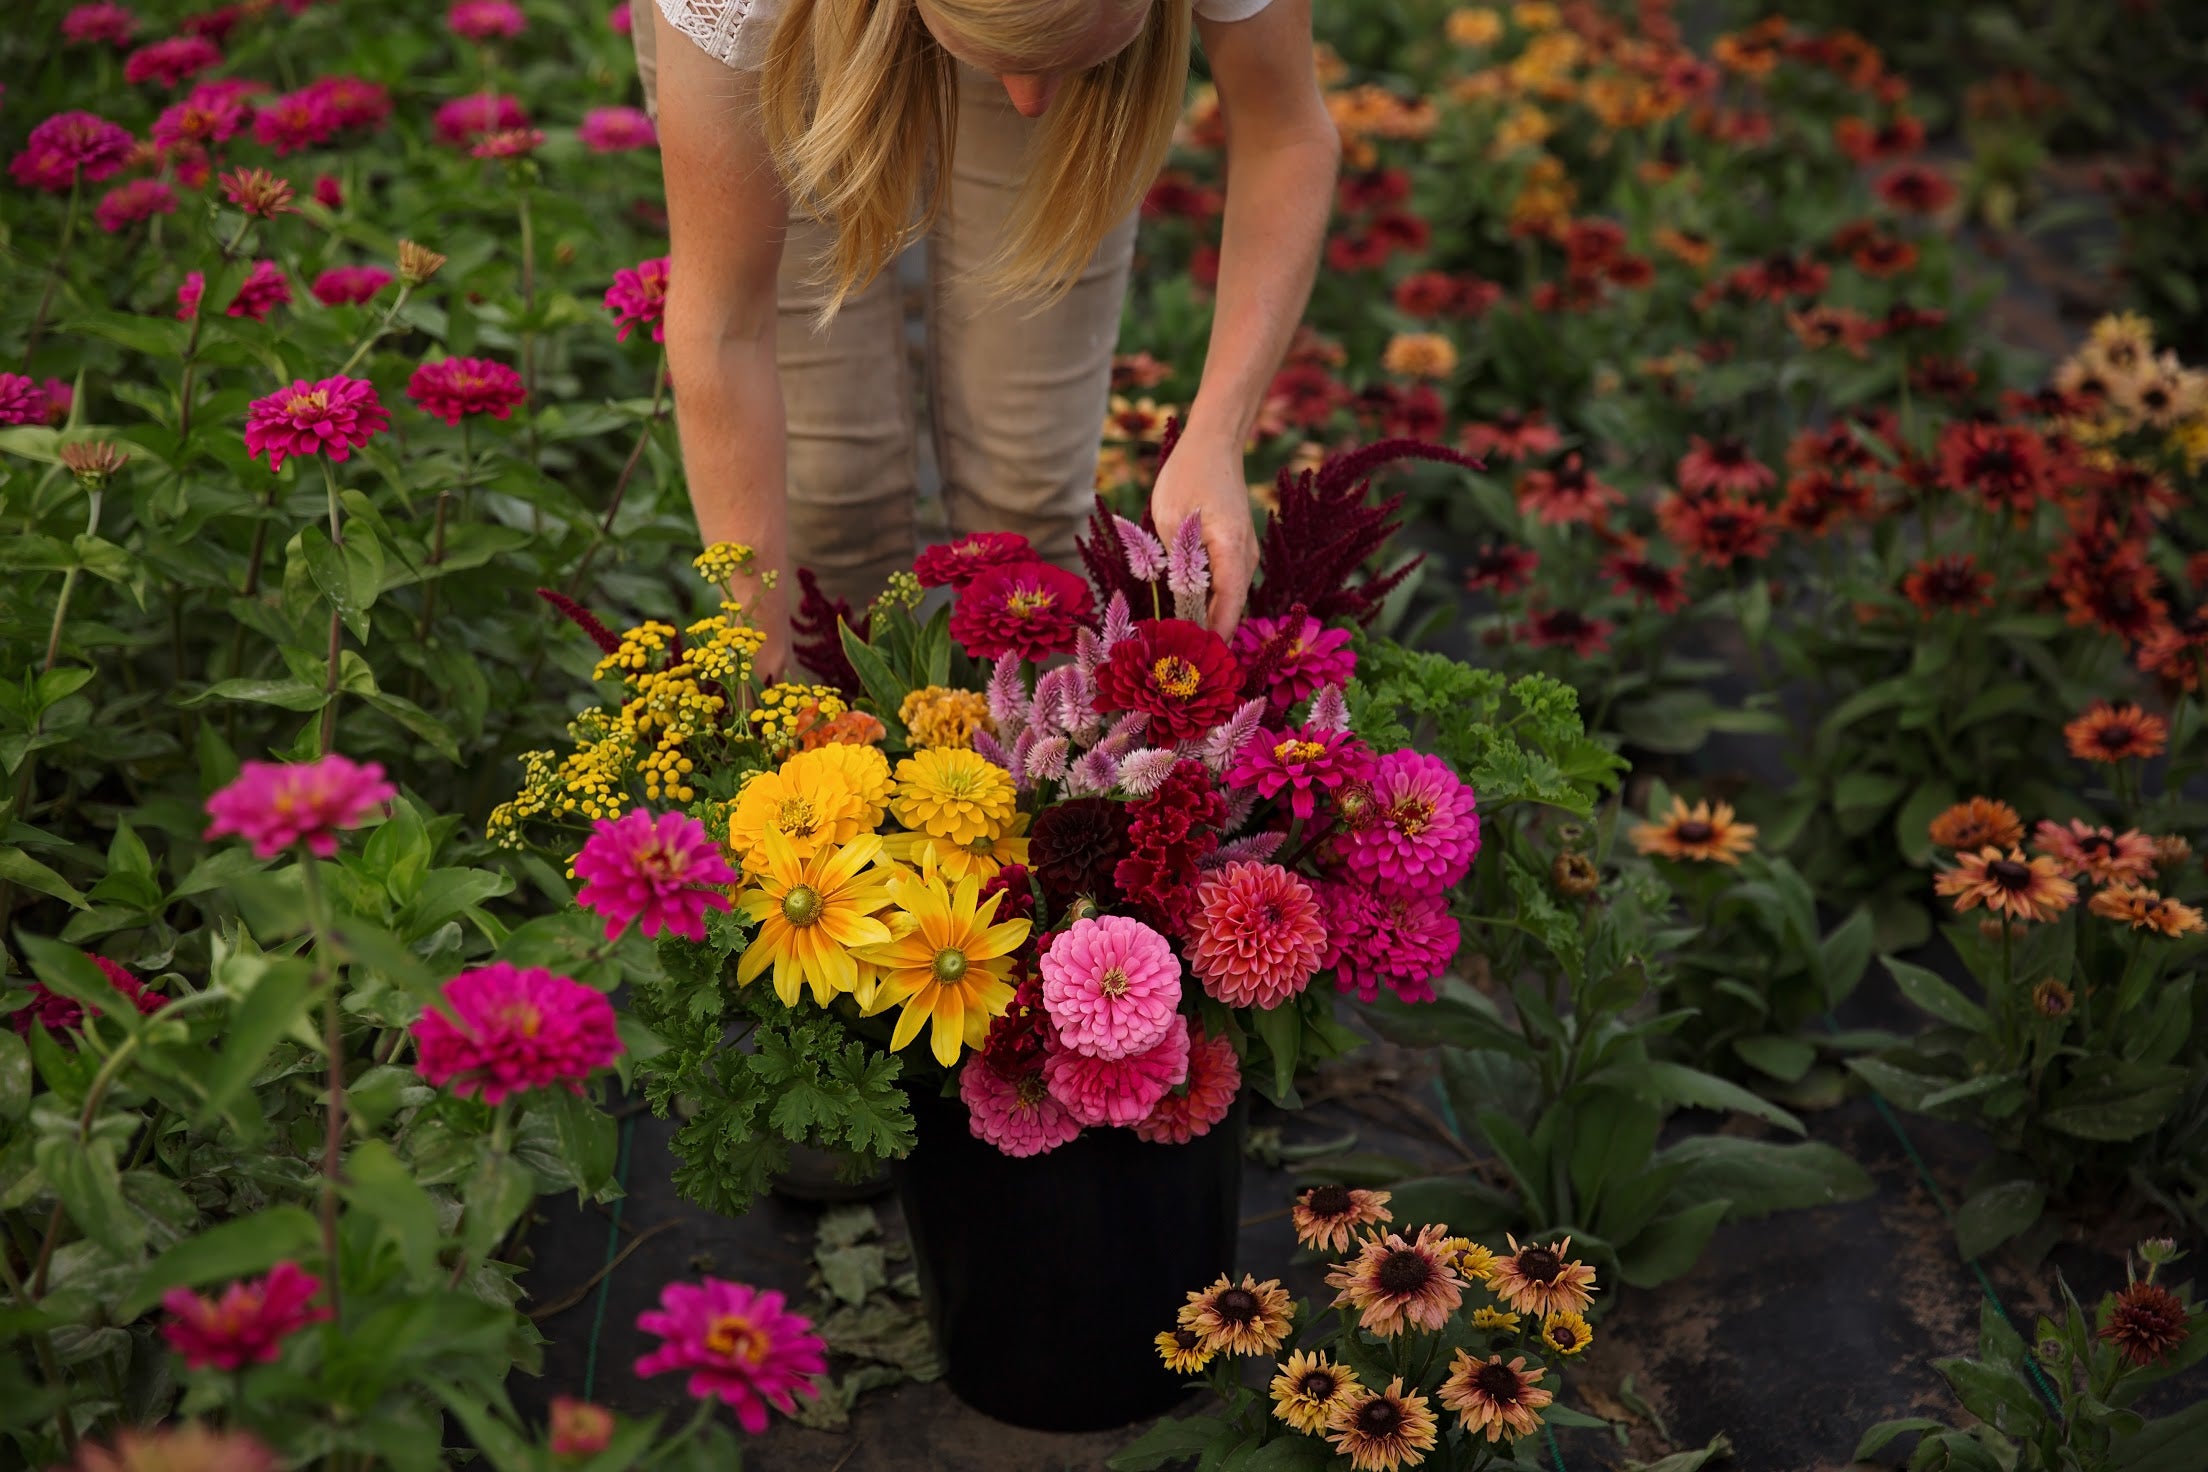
[536,588,622,655]
[1250,438,1483,625]
[790,567,868,697]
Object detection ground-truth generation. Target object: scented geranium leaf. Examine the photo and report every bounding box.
[1506,857,1585,979]
[754,1035,842,1140]
[826,1044,915,1161]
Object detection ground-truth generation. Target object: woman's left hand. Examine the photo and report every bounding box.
[1148,429,1260,638]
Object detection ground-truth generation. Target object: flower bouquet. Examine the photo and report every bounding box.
[504,439,1493,1423]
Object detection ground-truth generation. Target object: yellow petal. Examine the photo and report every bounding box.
[890,991,932,1053]
[930,989,966,1067]
[966,916,1031,962]
[822,833,883,890]
[736,921,781,984]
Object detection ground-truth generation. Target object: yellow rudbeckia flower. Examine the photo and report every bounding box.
[860,867,1029,1067]
[736,828,895,1007]
[880,811,1031,884]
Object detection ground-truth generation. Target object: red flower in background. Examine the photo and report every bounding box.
[2051,530,2165,643]
[604,256,670,343]
[1834,113,1925,162]
[1903,554,1994,616]
[61,3,138,46]
[12,953,166,1040]
[433,92,527,147]
[161,1262,329,1370]
[950,561,1095,662]
[1938,421,2060,520]
[1850,235,1918,278]
[1602,551,1690,612]
[1393,271,1460,317]
[1095,619,1244,743]
[2137,603,2208,692]
[1659,493,1776,568]
[1143,170,1222,219]
[225,260,292,321]
[1463,542,1538,596]
[1778,469,1875,535]
[1677,435,1775,498]
[251,88,338,154]
[307,75,392,132]
[915,531,1036,590]
[1460,409,1562,463]
[1517,454,1621,526]
[1522,607,1614,657]
[1265,363,1350,431]
[310,265,392,306]
[8,111,135,191]
[123,34,221,87]
[1877,162,1957,214]
[93,177,176,232]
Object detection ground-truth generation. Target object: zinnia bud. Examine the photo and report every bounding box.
[59,440,129,487]
[217,165,295,218]
[397,239,447,286]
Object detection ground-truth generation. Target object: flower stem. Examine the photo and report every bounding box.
[319,461,347,755]
[516,178,540,496]
[563,352,668,600]
[335,282,416,380]
[23,176,82,368]
[300,857,347,1326]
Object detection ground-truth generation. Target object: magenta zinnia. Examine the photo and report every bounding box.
[1134,1026,1240,1144]
[93,177,177,232]
[243,375,389,471]
[411,963,623,1104]
[0,375,48,427]
[1321,881,1462,1004]
[1340,749,1481,892]
[1039,914,1183,1060]
[448,0,526,39]
[1043,1013,1190,1127]
[604,256,671,343]
[203,754,395,858]
[432,92,528,147]
[123,34,220,86]
[634,1279,825,1434]
[579,105,657,152]
[225,260,292,322]
[8,111,135,191]
[572,808,738,942]
[13,953,166,1041]
[406,356,527,425]
[1229,724,1373,821]
[1188,861,1327,1008]
[311,265,393,307]
[160,1261,330,1371]
[251,88,338,155]
[949,560,1097,661]
[1233,613,1357,711]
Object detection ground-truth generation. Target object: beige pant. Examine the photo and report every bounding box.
[633,2,1138,608]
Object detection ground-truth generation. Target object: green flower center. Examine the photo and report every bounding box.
[781,885,822,926]
[932,947,968,982]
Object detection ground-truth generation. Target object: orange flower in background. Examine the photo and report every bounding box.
[2032,819,2157,887]
[2150,834,2192,870]
[2064,703,2170,765]
[1935,847,2076,924]
[1292,1185,1394,1252]
[1654,226,1715,268]
[1438,1351,1553,1442]
[1382,332,1460,380]
[1902,554,1994,616]
[1631,796,1756,864]
[1487,1234,1598,1317]
[2090,884,2206,938]
[1517,453,1622,525]
[1927,797,2024,851]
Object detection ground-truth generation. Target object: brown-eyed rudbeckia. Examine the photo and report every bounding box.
[1927,797,2024,851]
[2032,819,2157,887]
[1325,1378,1440,1471]
[1629,796,1757,865]
[1291,1184,1393,1253]
[2089,884,2206,938]
[1487,1234,1599,1318]
[1438,1351,1554,1443]
[1270,1349,1363,1435]
[1326,1224,1465,1337]
[2065,701,2169,764]
[1177,1274,1294,1357]
[1935,847,2077,924]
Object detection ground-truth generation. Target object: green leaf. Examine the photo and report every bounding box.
[1108,1415,1227,1470]
[1615,1198,1730,1287]
[1731,1034,1815,1083]
[196,959,315,1131]
[170,847,268,899]
[838,624,912,742]
[1883,956,1989,1031]
[1953,1179,2045,1260]
[536,1090,617,1195]
[21,935,130,1022]
[1853,1418,1946,1461]
[0,1032,29,1121]
[1815,908,1874,1008]
[1658,1136,1875,1219]
[1936,1357,2043,1434]
[123,1205,324,1317]
[362,692,461,763]
[344,1140,445,1287]
[1252,1002,1300,1102]
[1641,1061,1805,1135]
[2042,1075,2189,1142]
[1624,1434,1734,1472]
[458,1153,535,1265]
[178,677,329,712]
[2115,1398,2208,1471]
[1473,1108,1548,1220]
[35,1135,142,1262]
[0,849,87,910]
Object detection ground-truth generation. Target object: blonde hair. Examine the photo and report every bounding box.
[759,0,1192,317]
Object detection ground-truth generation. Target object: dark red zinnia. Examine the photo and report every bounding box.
[2099,1280,2190,1367]
[1094,619,1244,743]
[948,561,1095,662]
[915,531,1037,590]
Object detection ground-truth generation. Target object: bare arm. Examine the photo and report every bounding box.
[1151,0,1339,635]
[654,7,794,670]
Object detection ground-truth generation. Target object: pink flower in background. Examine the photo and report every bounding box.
[1339,749,1480,893]
[311,173,342,209]
[1321,882,1461,1004]
[604,255,670,342]
[204,754,395,856]
[123,34,221,87]
[251,87,338,154]
[549,1398,615,1457]
[8,111,135,191]
[176,270,205,320]
[579,105,657,152]
[310,264,391,306]
[448,0,525,39]
[1040,914,1182,1060]
[961,1061,1082,1157]
[412,963,623,1104]
[1228,724,1372,821]
[571,808,737,942]
[218,165,295,217]
[1133,1026,1239,1144]
[306,75,392,132]
[11,953,166,1040]
[225,260,293,321]
[471,127,544,160]
[1187,861,1326,1009]
[242,374,387,470]
[1043,1013,1190,1127]
[608,2,633,33]
[1233,614,1356,710]
[0,375,46,426]
[433,92,528,146]
[406,355,527,424]
[65,1427,279,1471]
[634,1279,825,1433]
[151,86,252,149]
[61,3,138,46]
[167,142,214,189]
[160,1262,330,1370]
[35,379,72,425]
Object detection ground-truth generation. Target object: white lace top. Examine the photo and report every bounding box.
[657,0,1277,70]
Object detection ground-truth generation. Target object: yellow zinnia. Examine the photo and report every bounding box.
[882,812,1031,884]
[726,757,870,874]
[889,748,1017,848]
[735,829,895,1007]
[859,867,1029,1066]
[899,685,994,750]
[783,742,893,827]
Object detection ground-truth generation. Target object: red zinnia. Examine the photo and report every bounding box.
[1393,271,1460,317]
[1517,453,1621,526]
[1463,542,1538,596]
[161,1262,330,1370]
[915,531,1036,590]
[949,561,1095,662]
[1094,619,1244,743]
[1114,760,1225,933]
[1903,554,1994,616]
[12,953,166,1041]
[406,356,527,425]
[1677,435,1775,498]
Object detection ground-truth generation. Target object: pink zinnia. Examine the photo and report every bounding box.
[406,355,527,424]
[0,375,46,427]
[1228,725,1373,821]
[305,75,393,132]
[1187,861,1326,1009]
[634,1279,825,1434]
[160,1262,330,1370]
[1340,749,1480,893]
[92,177,178,232]
[12,953,166,1040]
[1233,614,1356,711]
[1043,1013,1190,1127]
[8,111,135,191]
[311,265,392,306]
[961,1061,1083,1158]
[62,3,138,47]
[604,256,670,343]
[411,962,623,1104]
[243,374,388,470]
[251,88,338,154]
[123,34,221,87]
[571,808,737,942]
[448,0,525,39]
[608,1,633,32]
[1039,914,1182,1060]
[226,260,292,322]
[1133,1026,1239,1145]
[204,754,394,858]
[34,379,71,425]
[915,530,1039,590]
[312,173,343,209]
[176,269,205,320]
[433,92,528,147]
[549,1398,615,1457]
[471,127,545,160]
[1321,882,1461,1003]
[579,105,656,152]
[151,83,252,148]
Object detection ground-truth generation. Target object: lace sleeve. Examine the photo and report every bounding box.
[652,0,764,69]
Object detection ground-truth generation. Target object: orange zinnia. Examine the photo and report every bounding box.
[1926,797,2024,851]
[1935,847,2076,924]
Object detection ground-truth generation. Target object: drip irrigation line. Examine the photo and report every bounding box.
[582,1111,638,1402]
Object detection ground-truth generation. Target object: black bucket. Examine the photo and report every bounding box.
[891,1083,1247,1432]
